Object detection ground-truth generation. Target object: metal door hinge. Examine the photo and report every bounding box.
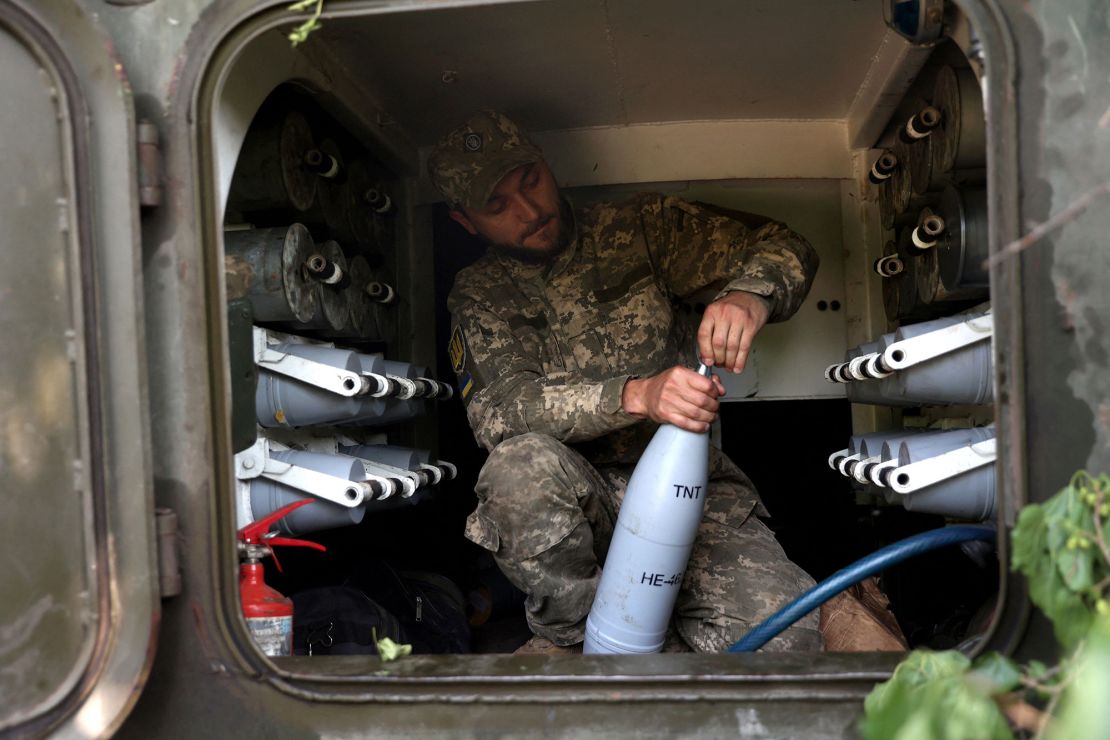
[137,119,163,208]
[156,507,182,598]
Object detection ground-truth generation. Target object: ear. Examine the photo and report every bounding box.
[448,209,478,236]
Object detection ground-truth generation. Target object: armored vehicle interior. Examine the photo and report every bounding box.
[212,0,999,663]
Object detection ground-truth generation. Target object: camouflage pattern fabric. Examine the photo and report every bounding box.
[467,433,821,651]
[447,193,819,464]
[448,190,821,652]
[427,109,544,210]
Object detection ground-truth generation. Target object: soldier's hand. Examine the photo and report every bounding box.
[697,291,771,373]
[621,366,726,433]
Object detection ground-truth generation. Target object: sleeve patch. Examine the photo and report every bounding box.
[448,325,467,374]
[459,372,474,400]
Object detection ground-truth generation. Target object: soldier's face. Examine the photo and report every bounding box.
[450,161,565,260]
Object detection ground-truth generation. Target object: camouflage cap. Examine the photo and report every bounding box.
[427,109,544,211]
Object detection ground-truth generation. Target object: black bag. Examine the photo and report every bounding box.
[350,561,471,654]
[291,586,408,656]
[394,569,471,654]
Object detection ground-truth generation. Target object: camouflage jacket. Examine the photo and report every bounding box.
[447,193,818,464]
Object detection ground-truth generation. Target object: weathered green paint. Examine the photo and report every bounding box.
[0,0,158,737]
[0,13,98,728]
[226,298,258,454]
[3,0,1107,736]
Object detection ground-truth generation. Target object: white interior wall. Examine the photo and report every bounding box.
[212,30,418,225]
[415,118,851,204]
[213,30,319,224]
[688,180,849,401]
[211,3,913,405]
[567,179,849,401]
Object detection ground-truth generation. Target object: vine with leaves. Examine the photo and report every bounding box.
[863,472,1110,739]
[287,0,325,46]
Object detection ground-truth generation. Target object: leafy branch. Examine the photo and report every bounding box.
[862,472,1110,739]
[287,0,325,47]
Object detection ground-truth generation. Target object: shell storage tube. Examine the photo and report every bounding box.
[895,427,997,520]
[868,150,899,184]
[916,188,989,305]
[904,107,942,195]
[936,185,989,292]
[347,255,387,339]
[931,66,986,175]
[891,340,993,405]
[883,311,993,405]
[345,160,377,243]
[248,450,368,536]
[896,425,995,467]
[904,466,996,520]
[344,354,424,425]
[340,443,431,471]
[900,105,942,143]
[305,253,346,286]
[223,224,319,324]
[845,337,916,407]
[829,434,867,472]
[316,240,350,331]
[883,227,923,322]
[255,344,366,428]
[853,430,920,484]
[226,109,317,213]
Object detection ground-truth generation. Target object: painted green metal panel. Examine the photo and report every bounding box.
[0,13,98,730]
[1,0,1092,735]
[0,0,157,736]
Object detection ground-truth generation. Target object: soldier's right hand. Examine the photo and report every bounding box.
[621,366,725,433]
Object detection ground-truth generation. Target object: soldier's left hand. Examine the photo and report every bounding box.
[697,291,771,373]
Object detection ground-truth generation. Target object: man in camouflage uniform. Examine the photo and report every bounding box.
[429,109,823,653]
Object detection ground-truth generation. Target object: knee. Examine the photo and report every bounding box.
[473,433,595,536]
[469,433,597,566]
[477,433,574,498]
[484,432,567,467]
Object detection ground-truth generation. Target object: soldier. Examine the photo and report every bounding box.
[429,109,822,654]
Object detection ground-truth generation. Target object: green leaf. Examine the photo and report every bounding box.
[865,650,971,715]
[967,652,1022,695]
[371,627,412,662]
[1050,487,1096,591]
[286,0,325,47]
[375,636,412,662]
[1045,617,1110,740]
[861,650,1014,740]
[1011,482,1107,649]
[1026,660,1050,679]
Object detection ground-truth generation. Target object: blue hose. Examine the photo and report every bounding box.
[727,524,997,653]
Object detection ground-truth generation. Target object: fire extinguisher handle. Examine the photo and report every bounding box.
[237,500,326,573]
[237,499,316,544]
[266,536,327,552]
[265,535,326,573]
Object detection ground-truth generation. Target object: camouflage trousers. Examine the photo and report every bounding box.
[465,432,822,652]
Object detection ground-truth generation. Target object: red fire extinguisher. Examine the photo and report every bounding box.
[237,499,326,657]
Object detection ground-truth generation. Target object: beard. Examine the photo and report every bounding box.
[488,199,574,265]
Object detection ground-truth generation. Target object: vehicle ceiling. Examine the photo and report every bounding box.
[314,0,892,146]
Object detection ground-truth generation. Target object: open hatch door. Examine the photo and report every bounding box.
[0,1,158,736]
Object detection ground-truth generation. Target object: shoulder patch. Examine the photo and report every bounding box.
[448,325,467,374]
